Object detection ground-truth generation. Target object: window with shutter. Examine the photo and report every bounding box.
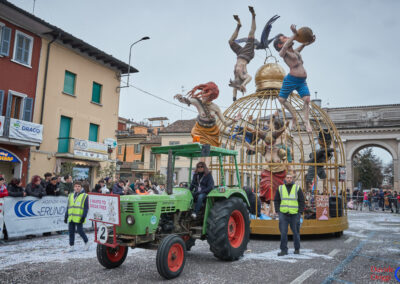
[63,71,76,95]
[0,25,12,56]
[89,123,99,142]
[0,91,4,116]
[91,82,102,104]
[12,30,33,66]
[23,97,33,121]
[58,116,71,153]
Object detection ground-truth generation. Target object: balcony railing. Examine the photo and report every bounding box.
[0,116,43,146]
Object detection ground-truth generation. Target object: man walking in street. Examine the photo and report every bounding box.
[64,181,89,252]
[274,172,305,256]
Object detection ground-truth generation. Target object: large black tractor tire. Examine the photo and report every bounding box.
[207,197,250,261]
[97,244,128,269]
[156,235,187,279]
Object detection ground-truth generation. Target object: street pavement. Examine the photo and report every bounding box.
[0,210,399,284]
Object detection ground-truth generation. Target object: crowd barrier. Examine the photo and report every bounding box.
[0,196,91,239]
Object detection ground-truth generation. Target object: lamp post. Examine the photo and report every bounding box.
[119,36,150,89]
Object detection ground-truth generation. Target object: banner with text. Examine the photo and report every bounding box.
[87,194,120,225]
[9,118,43,142]
[2,196,90,238]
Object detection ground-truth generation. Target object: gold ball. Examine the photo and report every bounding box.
[255,63,286,91]
[295,27,314,43]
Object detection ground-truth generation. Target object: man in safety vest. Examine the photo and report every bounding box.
[274,172,305,256]
[64,181,89,252]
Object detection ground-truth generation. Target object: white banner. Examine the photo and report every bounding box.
[74,139,108,154]
[0,116,4,136]
[0,198,4,239]
[87,194,120,225]
[2,196,90,238]
[74,150,108,161]
[9,118,43,142]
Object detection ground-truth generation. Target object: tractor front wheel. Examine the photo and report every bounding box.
[156,235,186,279]
[97,244,128,269]
[207,197,250,261]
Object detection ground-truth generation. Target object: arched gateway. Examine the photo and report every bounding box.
[325,104,400,191]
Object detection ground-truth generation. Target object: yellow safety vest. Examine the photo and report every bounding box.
[279,184,299,214]
[68,192,88,223]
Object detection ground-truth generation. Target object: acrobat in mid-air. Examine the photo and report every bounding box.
[228,6,256,101]
[174,82,241,147]
[273,25,316,133]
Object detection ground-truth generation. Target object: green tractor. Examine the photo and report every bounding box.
[94,143,250,279]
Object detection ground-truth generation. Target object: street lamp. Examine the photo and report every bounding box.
[119,36,150,89]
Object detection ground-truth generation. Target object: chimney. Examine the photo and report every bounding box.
[311,91,321,107]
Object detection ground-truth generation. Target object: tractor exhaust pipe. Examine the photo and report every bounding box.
[166,149,173,195]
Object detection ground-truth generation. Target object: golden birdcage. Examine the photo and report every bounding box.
[211,62,348,235]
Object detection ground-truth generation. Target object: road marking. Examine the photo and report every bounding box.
[328,249,340,257]
[290,268,317,284]
[344,237,354,244]
[321,232,375,284]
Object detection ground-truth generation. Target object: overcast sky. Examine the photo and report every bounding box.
[9,0,399,163]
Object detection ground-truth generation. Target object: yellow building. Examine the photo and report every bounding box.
[30,27,136,186]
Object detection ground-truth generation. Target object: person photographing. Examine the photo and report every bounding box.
[274,172,305,256]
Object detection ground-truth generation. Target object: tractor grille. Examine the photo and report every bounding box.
[161,206,176,213]
[138,202,157,213]
[121,202,135,213]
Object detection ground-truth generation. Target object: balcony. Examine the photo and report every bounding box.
[0,116,43,146]
[55,138,109,162]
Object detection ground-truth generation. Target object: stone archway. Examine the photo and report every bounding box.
[344,139,399,191]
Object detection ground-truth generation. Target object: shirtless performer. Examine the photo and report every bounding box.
[244,121,291,216]
[273,25,316,133]
[174,82,241,147]
[229,6,256,101]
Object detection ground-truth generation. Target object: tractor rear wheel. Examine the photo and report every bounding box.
[207,197,250,261]
[97,244,128,269]
[156,235,186,279]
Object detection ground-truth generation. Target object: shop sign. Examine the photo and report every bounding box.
[74,150,108,161]
[9,118,43,142]
[0,116,4,136]
[74,139,108,154]
[104,138,117,149]
[0,149,20,162]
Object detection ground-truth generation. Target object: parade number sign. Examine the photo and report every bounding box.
[2,196,90,238]
[88,193,120,225]
[316,195,329,221]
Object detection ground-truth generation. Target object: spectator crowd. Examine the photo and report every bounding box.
[0,173,167,199]
[347,188,400,214]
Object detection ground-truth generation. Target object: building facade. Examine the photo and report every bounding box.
[0,5,46,184]
[0,1,137,187]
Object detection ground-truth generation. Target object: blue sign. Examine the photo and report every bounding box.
[0,149,19,162]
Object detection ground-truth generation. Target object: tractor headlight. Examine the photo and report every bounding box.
[126,215,135,225]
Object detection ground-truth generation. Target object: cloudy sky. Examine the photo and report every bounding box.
[8,0,399,163]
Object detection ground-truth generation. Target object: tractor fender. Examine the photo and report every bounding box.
[201,188,250,235]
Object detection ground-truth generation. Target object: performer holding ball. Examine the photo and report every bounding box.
[273,25,315,133]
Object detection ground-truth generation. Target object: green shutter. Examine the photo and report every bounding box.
[58,116,71,153]
[89,123,99,142]
[91,82,101,103]
[63,71,76,95]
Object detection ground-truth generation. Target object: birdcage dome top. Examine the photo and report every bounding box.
[255,63,286,91]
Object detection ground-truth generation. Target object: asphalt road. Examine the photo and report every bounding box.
[1,210,399,284]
